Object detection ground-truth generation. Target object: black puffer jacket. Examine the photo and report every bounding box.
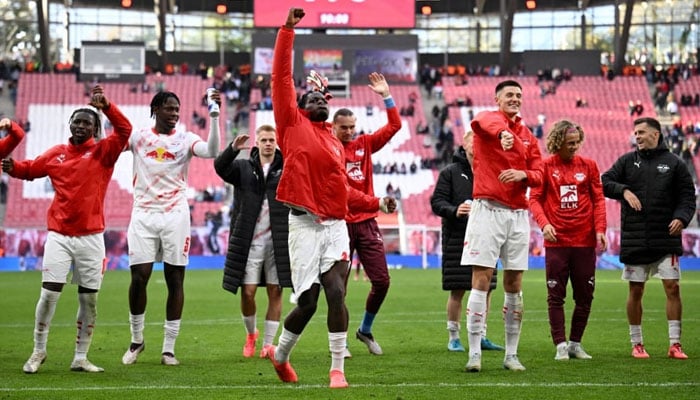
[431,147,497,291]
[214,145,291,294]
[602,140,696,264]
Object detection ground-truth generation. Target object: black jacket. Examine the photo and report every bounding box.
[431,148,497,291]
[214,145,291,294]
[602,140,696,264]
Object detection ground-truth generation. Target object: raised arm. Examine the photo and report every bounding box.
[214,134,248,185]
[193,89,221,158]
[272,8,306,132]
[366,72,403,152]
[0,118,26,159]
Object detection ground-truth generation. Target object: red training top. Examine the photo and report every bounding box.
[529,154,607,247]
[8,104,131,236]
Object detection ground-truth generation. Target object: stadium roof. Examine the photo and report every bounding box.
[59,0,618,16]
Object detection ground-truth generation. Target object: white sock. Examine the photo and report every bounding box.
[129,313,145,344]
[669,320,681,345]
[34,288,61,353]
[275,328,300,363]
[503,292,523,356]
[629,325,643,345]
[74,292,98,361]
[162,319,181,355]
[466,289,487,357]
[242,314,256,335]
[263,320,280,347]
[329,331,346,372]
[447,320,460,341]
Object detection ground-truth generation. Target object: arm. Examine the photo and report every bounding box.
[89,85,132,165]
[0,119,26,158]
[430,169,460,221]
[272,8,306,134]
[671,159,697,231]
[589,161,608,241]
[193,102,221,158]
[365,72,403,152]
[214,134,248,185]
[528,171,557,242]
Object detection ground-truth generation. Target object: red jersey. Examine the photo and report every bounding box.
[343,106,401,223]
[529,154,606,247]
[272,27,377,219]
[0,120,26,159]
[8,104,131,236]
[470,110,543,209]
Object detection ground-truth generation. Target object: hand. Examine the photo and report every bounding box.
[596,232,608,252]
[285,8,305,28]
[232,134,249,150]
[306,70,333,101]
[0,118,11,130]
[669,218,684,236]
[1,158,14,173]
[89,85,110,109]
[500,130,514,150]
[367,72,390,98]
[379,197,397,213]
[543,224,557,242]
[623,189,642,211]
[456,202,471,217]
[207,89,222,107]
[498,169,526,183]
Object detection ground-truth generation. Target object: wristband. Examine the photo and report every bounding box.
[383,96,395,109]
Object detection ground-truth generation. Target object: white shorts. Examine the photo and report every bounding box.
[128,209,191,266]
[288,212,350,299]
[460,199,529,270]
[244,239,279,285]
[623,254,681,282]
[42,231,106,290]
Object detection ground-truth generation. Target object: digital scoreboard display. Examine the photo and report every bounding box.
[254,0,415,29]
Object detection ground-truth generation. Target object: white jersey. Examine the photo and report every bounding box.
[129,126,202,212]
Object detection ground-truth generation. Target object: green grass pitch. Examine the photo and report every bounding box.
[1,268,698,399]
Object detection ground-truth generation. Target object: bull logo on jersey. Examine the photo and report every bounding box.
[657,164,670,173]
[145,147,176,162]
[574,172,585,182]
[346,161,364,182]
[559,184,578,209]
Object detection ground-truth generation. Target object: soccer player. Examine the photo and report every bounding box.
[430,131,504,353]
[332,72,402,356]
[121,89,220,366]
[462,79,543,372]
[529,120,607,361]
[213,124,291,359]
[266,8,393,389]
[0,117,25,158]
[602,117,695,359]
[3,85,132,373]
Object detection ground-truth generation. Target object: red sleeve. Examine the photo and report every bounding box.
[528,163,549,229]
[0,121,26,159]
[96,103,132,166]
[9,146,57,181]
[366,106,402,153]
[524,132,543,188]
[347,184,379,213]
[271,27,301,147]
[471,111,507,138]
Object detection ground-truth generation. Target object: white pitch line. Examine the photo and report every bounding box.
[1,382,699,392]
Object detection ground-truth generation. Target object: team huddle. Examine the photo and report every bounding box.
[1,7,694,388]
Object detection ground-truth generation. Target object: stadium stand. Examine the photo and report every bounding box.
[5,73,226,229]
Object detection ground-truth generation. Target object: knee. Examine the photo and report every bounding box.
[372,279,390,294]
[297,300,318,316]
